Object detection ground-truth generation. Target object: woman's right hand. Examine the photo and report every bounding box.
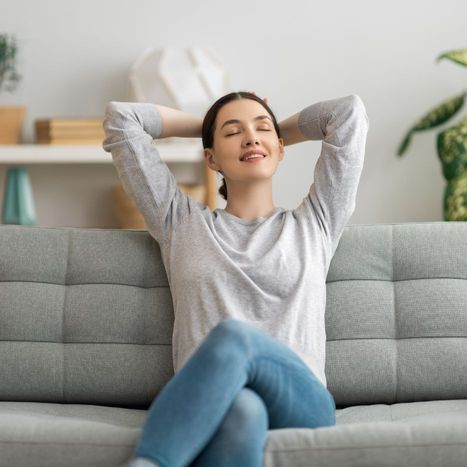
[249,90,269,106]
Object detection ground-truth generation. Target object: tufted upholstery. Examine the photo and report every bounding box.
[1,222,466,467]
[325,221,467,407]
[0,226,174,408]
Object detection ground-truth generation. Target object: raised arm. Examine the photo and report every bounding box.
[278,113,307,146]
[102,102,204,245]
[155,104,203,139]
[291,94,369,259]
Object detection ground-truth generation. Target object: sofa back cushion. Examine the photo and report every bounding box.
[326,222,467,408]
[0,226,174,408]
[1,222,466,409]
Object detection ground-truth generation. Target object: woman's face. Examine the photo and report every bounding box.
[204,98,284,182]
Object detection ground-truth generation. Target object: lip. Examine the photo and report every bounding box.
[240,150,267,161]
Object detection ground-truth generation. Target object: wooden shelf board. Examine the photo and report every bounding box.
[0,141,204,164]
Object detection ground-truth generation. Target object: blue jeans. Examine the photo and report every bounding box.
[133,319,336,467]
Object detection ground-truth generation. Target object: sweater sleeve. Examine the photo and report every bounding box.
[102,101,203,245]
[292,94,369,258]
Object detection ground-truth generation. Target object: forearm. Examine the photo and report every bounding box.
[280,95,369,148]
[156,104,203,139]
[278,112,308,146]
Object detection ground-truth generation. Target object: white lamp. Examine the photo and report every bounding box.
[128,46,231,117]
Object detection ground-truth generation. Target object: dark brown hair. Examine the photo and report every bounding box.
[201,91,282,201]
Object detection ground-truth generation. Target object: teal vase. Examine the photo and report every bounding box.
[2,167,37,225]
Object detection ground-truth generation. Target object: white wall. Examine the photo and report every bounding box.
[2,0,466,227]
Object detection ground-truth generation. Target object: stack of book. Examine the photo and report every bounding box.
[35,118,104,145]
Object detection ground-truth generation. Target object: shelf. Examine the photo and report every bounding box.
[0,140,205,164]
[0,140,218,211]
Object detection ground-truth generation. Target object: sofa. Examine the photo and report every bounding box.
[0,221,466,467]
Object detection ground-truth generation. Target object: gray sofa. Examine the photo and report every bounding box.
[1,221,466,467]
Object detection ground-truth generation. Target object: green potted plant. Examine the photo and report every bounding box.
[0,33,26,144]
[397,48,467,221]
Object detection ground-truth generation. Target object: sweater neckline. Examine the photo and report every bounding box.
[216,207,283,225]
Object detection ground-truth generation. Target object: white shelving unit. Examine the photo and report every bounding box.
[0,141,218,211]
[0,141,204,164]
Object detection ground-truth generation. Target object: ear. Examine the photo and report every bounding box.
[204,148,221,173]
[278,138,285,161]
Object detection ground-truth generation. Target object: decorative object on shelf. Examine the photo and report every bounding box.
[1,167,37,225]
[112,183,146,230]
[0,33,26,144]
[0,143,215,229]
[112,182,206,230]
[397,47,467,221]
[34,117,105,145]
[127,46,227,211]
[128,46,230,119]
[0,34,34,225]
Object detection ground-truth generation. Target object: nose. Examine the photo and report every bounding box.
[243,128,260,146]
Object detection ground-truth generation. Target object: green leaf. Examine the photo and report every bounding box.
[0,33,21,93]
[436,48,467,67]
[397,91,466,157]
[437,116,467,180]
[397,132,412,157]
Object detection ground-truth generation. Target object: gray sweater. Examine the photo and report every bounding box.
[102,94,369,388]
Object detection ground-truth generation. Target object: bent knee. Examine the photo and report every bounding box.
[211,318,258,340]
[221,387,268,433]
[208,319,257,349]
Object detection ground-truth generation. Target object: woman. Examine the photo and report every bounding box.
[102,90,369,467]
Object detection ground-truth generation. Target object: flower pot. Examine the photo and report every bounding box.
[0,106,26,144]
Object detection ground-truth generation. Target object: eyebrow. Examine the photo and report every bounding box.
[220,115,272,130]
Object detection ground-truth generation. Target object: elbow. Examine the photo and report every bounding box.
[102,102,127,151]
[105,101,126,118]
[348,94,369,126]
[103,102,125,130]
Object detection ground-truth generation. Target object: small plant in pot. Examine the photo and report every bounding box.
[0,33,26,144]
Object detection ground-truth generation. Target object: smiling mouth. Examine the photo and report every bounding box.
[241,157,266,163]
[240,155,267,162]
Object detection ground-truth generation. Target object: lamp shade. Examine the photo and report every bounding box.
[128,46,231,116]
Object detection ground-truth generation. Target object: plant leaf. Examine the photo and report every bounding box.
[397,91,466,156]
[436,48,467,67]
[413,91,465,131]
[436,116,467,180]
[397,132,412,157]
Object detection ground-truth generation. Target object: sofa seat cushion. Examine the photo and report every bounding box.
[0,402,146,467]
[1,400,467,467]
[336,399,467,424]
[266,399,467,467]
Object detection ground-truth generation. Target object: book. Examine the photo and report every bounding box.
[34,118,105,144]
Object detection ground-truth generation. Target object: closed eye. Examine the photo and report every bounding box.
[226,129,271,137]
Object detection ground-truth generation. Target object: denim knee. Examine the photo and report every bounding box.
[227,387,268,429]
[208,319,255,353]
[212,318,255,336]
[217,387,268,446]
